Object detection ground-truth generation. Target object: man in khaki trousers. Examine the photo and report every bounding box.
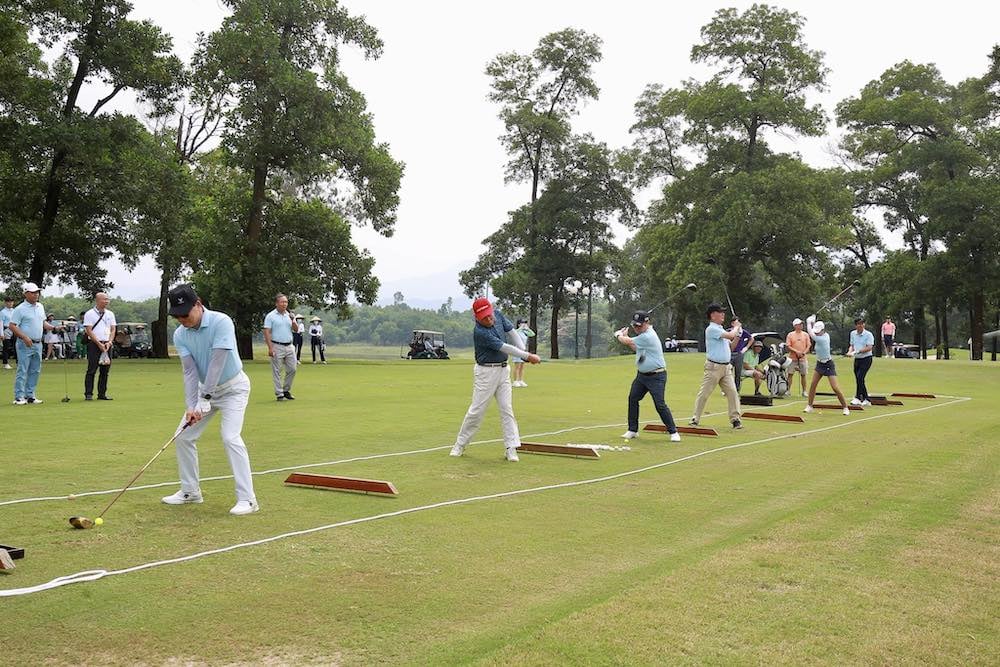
[691,303,744,430]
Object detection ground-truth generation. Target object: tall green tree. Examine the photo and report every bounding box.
[461,136,634,357]
[837,58,1000,359]
[0,0,181,289]
[483,28,602,351]
[191,0,403,357]
[625,4,850,330]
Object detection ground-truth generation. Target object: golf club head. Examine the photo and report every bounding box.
[852,279,861,287]
[69,516,94,529]
[61,396,71,403]
[685,283,697,291]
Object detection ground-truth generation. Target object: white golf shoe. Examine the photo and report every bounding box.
[12,398,26,405]
[850,397,862,406]
[861,400,871,407]
[670,432,681,442]
[504,447,520,462]
[842,407,851,416]
[449,444,465,457]
[230,500,259,515]
[162,489,204,504]
[803,405,814,413]
[27,397,42,404]
[621,430,638,440]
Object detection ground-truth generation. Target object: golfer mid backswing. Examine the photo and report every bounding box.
[450,297,540,462]
[161,284,259,515]
[690,303,743,429]
[803,314,850,416]
[616,310,680,442]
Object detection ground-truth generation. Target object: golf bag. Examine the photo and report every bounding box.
[766,346,792,396]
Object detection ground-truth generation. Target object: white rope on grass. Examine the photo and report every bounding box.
[0,396,968,598]
[2,401,779,507]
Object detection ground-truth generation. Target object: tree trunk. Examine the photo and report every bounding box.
[992,308,998,362]
[237,333,254,360]
[942,308,950,360]
[151,269,171,358]
[528,294,538,354]
[934,309,942,360]
[549,287,561,359]
[915,306,927,359]
[971,287,985,361]
[585,284,593,359]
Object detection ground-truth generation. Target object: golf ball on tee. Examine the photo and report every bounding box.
[94,517,104,526]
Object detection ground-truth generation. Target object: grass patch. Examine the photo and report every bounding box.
[2,353,997,664]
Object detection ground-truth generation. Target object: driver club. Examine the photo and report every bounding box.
[704,257,737,317]
[61,353,70,402]
[647,282,698,314]
[813,279,862,317]
[69,419,193,529]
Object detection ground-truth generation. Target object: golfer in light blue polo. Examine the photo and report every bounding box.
[160,284,259,516]
[615,310,680,442]
[8,282,51,405]
[263,294,299,401]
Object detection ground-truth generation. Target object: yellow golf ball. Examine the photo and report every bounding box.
[94,517,104,526]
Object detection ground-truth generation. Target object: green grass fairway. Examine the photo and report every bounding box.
[2,353,997,664]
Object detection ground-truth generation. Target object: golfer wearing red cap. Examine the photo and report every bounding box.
[450,297,540,462]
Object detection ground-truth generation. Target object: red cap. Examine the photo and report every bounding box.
[472,297,494,322]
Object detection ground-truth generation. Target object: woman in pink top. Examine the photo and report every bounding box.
[881,317,896,357]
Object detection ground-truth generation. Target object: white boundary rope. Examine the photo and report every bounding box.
[0,396,968,597]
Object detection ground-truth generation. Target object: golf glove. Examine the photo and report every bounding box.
[196,397,211,414]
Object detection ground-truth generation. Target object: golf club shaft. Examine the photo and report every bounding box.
[816,282,860,315]
[95,420,192,519]
[647,283,696,314]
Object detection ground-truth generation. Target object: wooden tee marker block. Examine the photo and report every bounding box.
[740,411,805,423]
[284,473,398,496]
[643,424,719,437]
[518,442,600,458]
[740,395,773,407]
[870,398,904,406]
[813,404,863,411]
[891,392,936,399]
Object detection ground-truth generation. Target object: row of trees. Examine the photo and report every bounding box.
[0,0,402,358]
[463,5,1000,360]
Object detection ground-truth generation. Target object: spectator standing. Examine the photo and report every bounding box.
[511,318,534,387]
[263,294,299,400]
[881,316,896,358]
[785,318,811,397]
[43,314,61,359]
[8,282,52,404]
[83,292,117,401]
[309,316,327,364]
[292,315,305,364]
[1,296,14,370]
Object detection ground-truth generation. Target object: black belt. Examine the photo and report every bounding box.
[477,362,507,368]
[273,341,292,345]
[640,368,665,376]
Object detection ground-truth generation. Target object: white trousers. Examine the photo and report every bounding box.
[270,343,297,395]
[173,371,256,502]
[455,364,521,450]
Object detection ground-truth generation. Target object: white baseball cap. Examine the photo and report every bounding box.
[813,320,825,334]
[22,282,40,293]
[792,317,803,326]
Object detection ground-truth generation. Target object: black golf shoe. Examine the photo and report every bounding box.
[283,391,295,400]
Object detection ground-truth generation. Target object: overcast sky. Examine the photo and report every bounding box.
[57,0,1000,306]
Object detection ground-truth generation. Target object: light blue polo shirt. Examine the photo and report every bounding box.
[812,332,832,362]
[10,300,46,341]
[173,308,242,384]
[705,322,730,363]
[850,328,875,359]
[0,306,13,339]
[263,309,294,344]
[634,328,666,372]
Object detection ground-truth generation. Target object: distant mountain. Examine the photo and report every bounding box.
[375,266,473,311]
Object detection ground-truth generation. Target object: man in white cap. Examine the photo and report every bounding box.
[161,283,259,515]
[7,282,54,404]
[804,315,849,415]
[450,297,540,462]
[785,317,810,397]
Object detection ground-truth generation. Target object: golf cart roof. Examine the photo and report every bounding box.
[119,322,147,328]
[413,330,443,335]
[672,339,698,345]
[752,331,782,344]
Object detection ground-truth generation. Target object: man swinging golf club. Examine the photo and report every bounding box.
[161,284,259,515]
[690,303,743,429]
[615,310,680,442]
[450,297,540,462]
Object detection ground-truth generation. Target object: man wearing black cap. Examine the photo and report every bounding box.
[614,310,680,441]
[690,304,743,429]
[160,284,259,516]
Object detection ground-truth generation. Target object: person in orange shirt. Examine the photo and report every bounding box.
[785,318,811,397]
